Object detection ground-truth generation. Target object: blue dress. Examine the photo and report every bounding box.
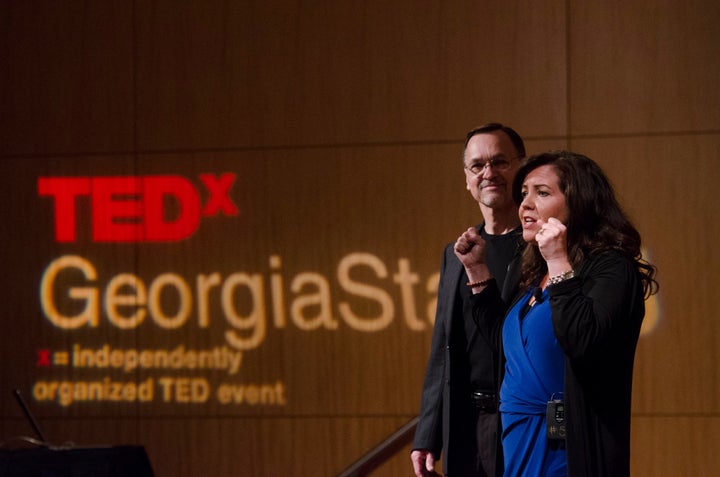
[500,288,567,476]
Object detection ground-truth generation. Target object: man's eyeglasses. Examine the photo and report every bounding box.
[464,156,517,175]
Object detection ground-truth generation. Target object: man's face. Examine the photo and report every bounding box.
[463,131,521,211]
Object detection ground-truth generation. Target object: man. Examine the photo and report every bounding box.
[411,123,526,477]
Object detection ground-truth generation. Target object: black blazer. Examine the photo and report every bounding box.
[413,230,522,474]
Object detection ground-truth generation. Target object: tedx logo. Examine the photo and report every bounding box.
[38,173,239,242]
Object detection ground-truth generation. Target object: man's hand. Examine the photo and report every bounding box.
[453,227,486,269]
[453,227,492,290]
[410,449,441,477]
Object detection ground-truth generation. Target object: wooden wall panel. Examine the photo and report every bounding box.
[0,1,134,155]
[134,0,567,150]
[631,417,720,476]
[570,1,720,134]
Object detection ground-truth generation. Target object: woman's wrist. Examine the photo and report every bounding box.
[546,259,573,278]
[547,269,574,286]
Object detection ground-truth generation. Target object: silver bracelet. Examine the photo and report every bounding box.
[547,270,574,286]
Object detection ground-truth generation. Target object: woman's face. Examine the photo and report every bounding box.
[519,164,569,243]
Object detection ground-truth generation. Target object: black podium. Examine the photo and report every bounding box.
[0,445,154,477]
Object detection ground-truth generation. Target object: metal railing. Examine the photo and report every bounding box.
[336,416,419,477]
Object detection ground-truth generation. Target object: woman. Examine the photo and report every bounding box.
[456,151,658,476]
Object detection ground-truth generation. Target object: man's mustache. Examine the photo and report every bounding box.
[480,180,505,189]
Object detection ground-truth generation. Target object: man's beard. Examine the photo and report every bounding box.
[481,195,504,208]
[479,184,507,209]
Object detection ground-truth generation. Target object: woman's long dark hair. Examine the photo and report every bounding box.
[512,151,658,297]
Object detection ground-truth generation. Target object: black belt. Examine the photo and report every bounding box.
[471,391,497,412]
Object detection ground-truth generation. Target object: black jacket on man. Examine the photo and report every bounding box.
[413,225,522,475]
